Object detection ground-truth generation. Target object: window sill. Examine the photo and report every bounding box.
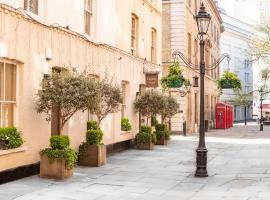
[121,131,132,135]
[0,147,27,156]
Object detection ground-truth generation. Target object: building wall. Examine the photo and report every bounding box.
[162,0,222,133]
[219,12,254,121]
[0,0,162,65]
[0,3,161,172]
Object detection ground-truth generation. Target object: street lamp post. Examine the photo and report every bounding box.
[172,3,230,177]
[195,3,211,177]
[259,88,264,131]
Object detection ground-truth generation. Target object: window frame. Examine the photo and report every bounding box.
[84,0,93,36]
[121,81,129,119]
[0,61,18,127]
[131,14,139,56]
[151,28,157,64]
[24,0,39,15]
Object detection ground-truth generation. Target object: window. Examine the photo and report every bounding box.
[84,0,93,35]
[121,81,128,119]
[195,0,198,13]
[245,72,249,83]
[194,93,198,124]
[188,0,191,7]
[205,48,210,76]
[194,39,198,66]
[131,14,138,56]
[151,28,157,63]
[187,33,192,62]
[0,62,17,127]
[24,0,39,15]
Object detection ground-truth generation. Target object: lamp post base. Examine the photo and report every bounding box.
[260,123,263,131]
[195,148,208,177]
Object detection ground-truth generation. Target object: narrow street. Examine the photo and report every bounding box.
[1,123,270,200]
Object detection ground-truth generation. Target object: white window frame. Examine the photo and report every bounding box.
[24,0,39,15]
[0,61,18,127]
[84,0,93,35]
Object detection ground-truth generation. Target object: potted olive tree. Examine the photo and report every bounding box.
[135,125,156,150]
[78,78,122,166]
[78,121,106,166]
[155,95,179,145]
[134,91,162,150]
[40,136,77,180]
[35,70,96,179]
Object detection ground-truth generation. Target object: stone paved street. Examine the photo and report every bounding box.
[1,123,270,200]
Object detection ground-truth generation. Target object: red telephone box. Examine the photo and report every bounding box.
[216,102,234,129]
[216,103,226,129]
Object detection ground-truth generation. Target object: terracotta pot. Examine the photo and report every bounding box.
[79,144,107,167]
[156,137,168,145]
[136,142,154,150]
[40,154,73,180]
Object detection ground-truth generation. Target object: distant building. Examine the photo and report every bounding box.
[162,0,222,133]
[218,6,255,121]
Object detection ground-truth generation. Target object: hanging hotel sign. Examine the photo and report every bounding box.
[145,73,159,88]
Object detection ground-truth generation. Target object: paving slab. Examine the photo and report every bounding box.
[1,123,270,200]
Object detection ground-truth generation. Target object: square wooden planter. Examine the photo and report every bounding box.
[79,144,107,167]
[156,137,168,145]
[40,154,73,180]
[136,142,154,150]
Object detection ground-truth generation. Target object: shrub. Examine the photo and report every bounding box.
[140,125,152,134]
[135,126,156,144]
[40,136,77,169]
[50,136,70,150]
[121,118,132,131]
[86,129,103,145]
[154,124,170,141]
[0,127,23,149]
[87,121,98,131]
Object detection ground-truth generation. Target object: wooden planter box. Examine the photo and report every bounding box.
[156,137,168,145]
[136,142,154,150]
[79,144,106,167]
[40,154,73,180]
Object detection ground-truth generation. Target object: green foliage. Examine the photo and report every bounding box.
[154,124,170,141]
[87,78,122,124]
[135,126,156,144]
[40,148,77,170]
[35,70,98,132]
[40,136,77,169]
[158,96,180,123]
[0,127,23,149]
[87,121,98,131]
[50,136,70,150]
[140,125,152,134]
[161,62,190,89]
[151,115,159,127]
[217,70,242,90]
[86,129,103,145]
[121,118,132,131]
[134,90,164,124]
[231,90,253,106]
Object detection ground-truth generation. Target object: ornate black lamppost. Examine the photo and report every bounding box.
[172,3,230,177]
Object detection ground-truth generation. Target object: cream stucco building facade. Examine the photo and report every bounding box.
[162,0,222,134]
[0,0,162,173]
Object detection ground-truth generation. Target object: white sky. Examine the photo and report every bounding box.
[216,0,260,26]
